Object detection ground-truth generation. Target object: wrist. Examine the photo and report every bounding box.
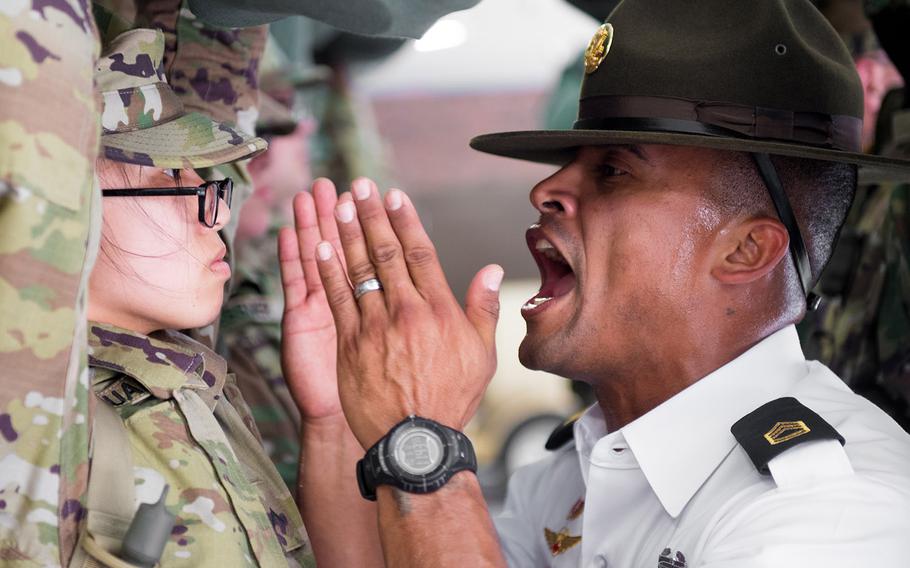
[301,412,359,447]
[356,415,477,501]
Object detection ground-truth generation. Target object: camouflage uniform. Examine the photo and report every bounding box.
[0,2,100,566]
[221,232,302,488]
[799,140,910,430]
[797,0,910,430]
[88,322,314,567]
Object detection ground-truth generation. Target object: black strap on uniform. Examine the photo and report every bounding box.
[751,153,820,310]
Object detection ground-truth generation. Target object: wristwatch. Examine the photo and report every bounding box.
[356,415,477,501]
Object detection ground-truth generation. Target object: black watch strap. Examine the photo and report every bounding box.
[356,415,477,501]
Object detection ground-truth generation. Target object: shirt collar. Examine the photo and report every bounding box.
[89,323,227,404]
[574,325,809,517]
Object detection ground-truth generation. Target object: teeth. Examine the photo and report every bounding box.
[535,238,554,252]
[521,296,553,311]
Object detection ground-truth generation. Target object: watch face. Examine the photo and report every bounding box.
[392,426,445,476]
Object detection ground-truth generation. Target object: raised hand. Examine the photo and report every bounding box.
[278,178,348,420]
[314,177,504,449]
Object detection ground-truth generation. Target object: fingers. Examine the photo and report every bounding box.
[346,178,417,306]
[384,189,453,302]
[464,264,505,352]
[315,241,359,336]
[311,178,345,269]
[278,226,307,309]
[292,190,325,294]
[334,192,386,314]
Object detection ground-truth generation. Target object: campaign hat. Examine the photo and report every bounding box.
[470,0,910,179]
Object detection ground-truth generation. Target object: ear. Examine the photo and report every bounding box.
[711,217,790,285]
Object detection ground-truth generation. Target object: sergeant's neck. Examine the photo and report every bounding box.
[590,333,763,432]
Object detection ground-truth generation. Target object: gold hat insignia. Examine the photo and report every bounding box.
[763,420,811,445]
[584,23,614,74]
[545,527,582,556]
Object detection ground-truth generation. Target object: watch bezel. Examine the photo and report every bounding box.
[382,416,454,486]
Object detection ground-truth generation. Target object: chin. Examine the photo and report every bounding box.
[519,332,565,375]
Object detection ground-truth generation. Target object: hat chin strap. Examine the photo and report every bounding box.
[750,153,819,310]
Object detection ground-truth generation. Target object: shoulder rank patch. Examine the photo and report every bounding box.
[97,376,151,407]
[731,397,844,474]
[545,410,585,451]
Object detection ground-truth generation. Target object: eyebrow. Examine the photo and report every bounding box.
[608,144,651,164]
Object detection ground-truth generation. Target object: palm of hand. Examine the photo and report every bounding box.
[278,180,348,421]
[281,286,341,419]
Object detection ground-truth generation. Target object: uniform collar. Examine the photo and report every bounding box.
[88,322,227,404]
[574,325,809,517]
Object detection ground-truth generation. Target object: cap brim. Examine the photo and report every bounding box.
[102,112,267,170]
[470,129,910,184]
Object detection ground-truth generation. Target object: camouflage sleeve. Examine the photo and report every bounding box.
[0,1,100,565]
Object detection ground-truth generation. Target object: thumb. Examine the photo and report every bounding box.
[464,264,504,351]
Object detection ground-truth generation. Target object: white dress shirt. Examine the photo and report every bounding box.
[494,325,910,567]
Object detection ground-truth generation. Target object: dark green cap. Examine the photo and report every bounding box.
[471,0,910,179]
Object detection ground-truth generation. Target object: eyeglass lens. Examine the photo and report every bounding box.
[202,180,233,227]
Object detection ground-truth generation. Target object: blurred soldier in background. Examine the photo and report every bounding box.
[0,2,99,565]
[798,0,910,431]
[221,41,325,488]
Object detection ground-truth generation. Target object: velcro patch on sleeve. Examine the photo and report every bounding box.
[730,397,845,474]
[97,376,152,407]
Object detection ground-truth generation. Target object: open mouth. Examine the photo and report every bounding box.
[523,224,576,314]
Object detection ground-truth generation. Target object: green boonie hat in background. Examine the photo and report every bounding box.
[97,29,267,170]
[470,0,910,179]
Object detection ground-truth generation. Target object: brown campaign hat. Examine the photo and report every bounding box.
[470,0,910,179]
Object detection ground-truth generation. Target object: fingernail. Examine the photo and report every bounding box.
[335,201,355,223]
[317,242,333,261]
[386,190,402,211]
[352,178,371,201]
[484,267,504,291]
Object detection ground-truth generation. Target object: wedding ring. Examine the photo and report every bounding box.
[353,278,383,300]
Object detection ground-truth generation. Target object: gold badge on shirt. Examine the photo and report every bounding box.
[544,499,585,556]
[545,528,581,556]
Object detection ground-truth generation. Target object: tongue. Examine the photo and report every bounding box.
[552,271,576,297]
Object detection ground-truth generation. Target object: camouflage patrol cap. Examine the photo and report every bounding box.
[96,29,267,169]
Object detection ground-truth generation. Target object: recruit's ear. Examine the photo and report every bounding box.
[711,217,790,285]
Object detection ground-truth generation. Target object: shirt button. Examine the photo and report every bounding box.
[595,554,608,568]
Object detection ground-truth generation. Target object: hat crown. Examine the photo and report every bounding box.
[95,29,186,137]
[582,0,863,125]
[96,29,168,92]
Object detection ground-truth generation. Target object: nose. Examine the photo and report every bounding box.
[212,193,232,230]
[529,161,580,218]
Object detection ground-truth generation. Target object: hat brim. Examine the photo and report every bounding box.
[102,112,267,170]
[470,129,910,184]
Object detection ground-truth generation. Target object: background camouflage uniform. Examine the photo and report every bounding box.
[221,231,301,488]
[88,323,315,566]
[0,2,100,565]
[797,0,910,431]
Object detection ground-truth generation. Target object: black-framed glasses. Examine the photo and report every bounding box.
[101,178,233,228]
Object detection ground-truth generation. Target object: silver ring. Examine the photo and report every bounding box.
[353,278,383,300]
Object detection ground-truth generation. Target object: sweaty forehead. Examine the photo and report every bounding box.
[578,144,732,167]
